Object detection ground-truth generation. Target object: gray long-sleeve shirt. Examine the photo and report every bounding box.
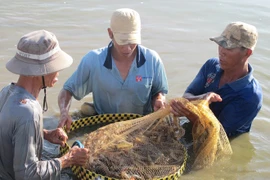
[0,84,61,180]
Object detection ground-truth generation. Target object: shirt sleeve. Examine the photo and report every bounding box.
[151,51,168,96]
[63,52,93,100]
[185,58,217,95]
[13,119,61,180]
[217,99,261,137]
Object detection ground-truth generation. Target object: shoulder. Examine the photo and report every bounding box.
[4,91,41,126]
[82,46,108,62]
[205,57,219,66]
[14,99,41,125]
[198,57,220,74]
[138,45,161,60]
[203,58,221,71]
[90,46,108,55]
[234,76,263,108]
[250,77,263,102]
[244,64,263,101]
[249,64,262,94]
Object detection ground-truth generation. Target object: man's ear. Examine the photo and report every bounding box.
[107,28,113,39]
[246,49,253,57]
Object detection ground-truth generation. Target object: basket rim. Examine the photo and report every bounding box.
[59,113,187,180]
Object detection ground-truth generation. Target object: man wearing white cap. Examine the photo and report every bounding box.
[0,30,89,179]
[171,22,263,137]
[58,8,169,131]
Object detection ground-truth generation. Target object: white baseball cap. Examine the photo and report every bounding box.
[110,8,141,45]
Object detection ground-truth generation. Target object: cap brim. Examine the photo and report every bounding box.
[210,36,238,49]
[113,32,141,45]
[6,50,73,76]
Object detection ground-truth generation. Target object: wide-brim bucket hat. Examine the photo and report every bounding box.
[6,30,73,76]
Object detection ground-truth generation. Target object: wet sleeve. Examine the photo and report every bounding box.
[13,120,61,180]
[63,52,93,100]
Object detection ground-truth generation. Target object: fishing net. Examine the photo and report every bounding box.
[60,97,232,180]
[178,98,233,170]
[83,106,186,179]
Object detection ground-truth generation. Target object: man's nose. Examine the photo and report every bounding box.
[122,44,132,51]
[219,45,226,54]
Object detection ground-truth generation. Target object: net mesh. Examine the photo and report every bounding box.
[81,98,232,179]
[177,98,233,170]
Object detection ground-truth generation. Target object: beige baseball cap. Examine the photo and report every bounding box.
[110,8,141,45]
[210,22,258,50]
[6,30,73,76]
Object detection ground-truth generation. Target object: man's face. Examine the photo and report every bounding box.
[108,28,138,58]
[44,72,59,87]
[113,40,137,58]
[218,46,248,70]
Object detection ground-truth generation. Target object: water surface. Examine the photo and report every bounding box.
[1,1,269,179]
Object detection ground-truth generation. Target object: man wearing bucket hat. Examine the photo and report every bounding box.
[0,30,89,179]
[171,22,263,137]
[58,8,168,131]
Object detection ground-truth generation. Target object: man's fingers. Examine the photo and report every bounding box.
[58,135,67,145]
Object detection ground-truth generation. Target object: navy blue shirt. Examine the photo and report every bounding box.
[186,58,263,137]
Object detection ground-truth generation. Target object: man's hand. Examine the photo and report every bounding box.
[43,128,68,147]
[152,93,166,111]
[58,89,73,132]
[202,92,222,104]
[58,110,72,132]
[171,92,222,124]
[170,99,199,124]
[60,146,90,168]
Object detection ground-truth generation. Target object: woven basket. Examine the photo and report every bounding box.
[60,113,187,180]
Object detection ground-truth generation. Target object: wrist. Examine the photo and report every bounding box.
[60,108,68,114]
[59,152,72,168]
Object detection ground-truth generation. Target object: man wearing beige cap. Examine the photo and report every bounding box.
[0,30,89,179]
[171,22,263,137]
[58,8,168,131]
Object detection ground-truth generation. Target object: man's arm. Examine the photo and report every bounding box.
[171,92,222,124]
[14,121,62,179]
[58,89,73,131]
[183,92,222,103]
[14,122,89,179]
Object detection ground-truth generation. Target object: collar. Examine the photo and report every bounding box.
[217,63,254,91]
[103,41,146,69]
